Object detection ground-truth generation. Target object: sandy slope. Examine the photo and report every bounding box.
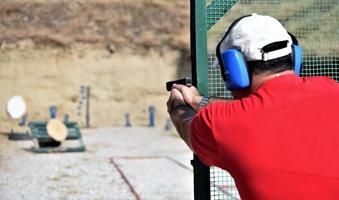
[0,45,186,132]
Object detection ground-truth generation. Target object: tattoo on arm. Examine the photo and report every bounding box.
[170,105,196,151]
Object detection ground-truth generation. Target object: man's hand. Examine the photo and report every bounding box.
[167,88,185,114]
[172,84,203,112]
[166,87,196,151]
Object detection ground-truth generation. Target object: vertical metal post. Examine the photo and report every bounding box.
[191,0,209,96]
[148,105,156,127]
[86,86,90,128]
[125,113,132,127]
[191,155,211,200]
[190,0,210,200]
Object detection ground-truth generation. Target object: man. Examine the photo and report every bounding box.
[167,14,339,199]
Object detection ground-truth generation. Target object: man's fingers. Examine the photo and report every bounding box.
[173,84,198,93]
[169,88,182,100]
[172,84,185,92]
[167,88,185,114]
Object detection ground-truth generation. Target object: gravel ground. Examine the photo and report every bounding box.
[0,127,193,200]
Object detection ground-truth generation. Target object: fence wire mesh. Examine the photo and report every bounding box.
[205,0,339,199]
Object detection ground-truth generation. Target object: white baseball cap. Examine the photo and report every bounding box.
[214,13,293,67]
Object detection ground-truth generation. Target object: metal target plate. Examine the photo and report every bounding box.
[7,95,26,119]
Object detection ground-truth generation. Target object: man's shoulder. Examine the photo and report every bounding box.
[301,76,339,94]
[303,76,337,85]
[203,97,257,119]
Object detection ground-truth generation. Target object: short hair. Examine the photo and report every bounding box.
[247,41,293,75]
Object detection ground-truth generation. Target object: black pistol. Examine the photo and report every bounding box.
[166,77,192,91]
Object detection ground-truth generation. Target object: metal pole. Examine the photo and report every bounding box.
[191,0,208,96]
[148,105,156,127]
[190,0,210,199]
[191,155,211,200]
[86,86,90,128]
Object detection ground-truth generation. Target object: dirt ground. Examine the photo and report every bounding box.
[0,127,194,200]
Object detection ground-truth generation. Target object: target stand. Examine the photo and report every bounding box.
[8,115,32,141]
[6,95,33,141]
[28,121,86,153]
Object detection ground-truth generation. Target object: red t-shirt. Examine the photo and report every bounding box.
[191,74,339,199]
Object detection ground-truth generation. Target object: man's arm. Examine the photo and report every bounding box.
[167,85,230,151]
[169,104,195,150]
[172,84,229,112]
[167,88,195,150]
[167,84,228,166]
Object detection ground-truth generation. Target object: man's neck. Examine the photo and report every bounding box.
[250,70,295,93]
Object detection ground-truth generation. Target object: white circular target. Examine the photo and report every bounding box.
[7,95,26,119]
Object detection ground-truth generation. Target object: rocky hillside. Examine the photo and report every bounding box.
[0,0,190,51]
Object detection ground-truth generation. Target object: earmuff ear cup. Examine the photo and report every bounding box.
[221,49,250,90]
[292,45,302,75]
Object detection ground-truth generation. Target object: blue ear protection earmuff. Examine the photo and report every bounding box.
[220,49,250,90]
[216,16,303,91]
[290,33,302,75]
